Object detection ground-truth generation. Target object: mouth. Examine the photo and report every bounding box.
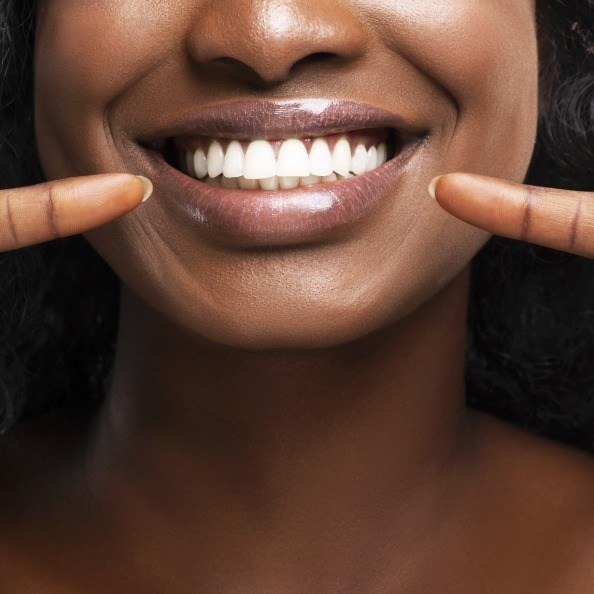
[137,99,426,245]
[157,127,399,190]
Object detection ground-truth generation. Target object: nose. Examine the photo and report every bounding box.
[186,0,368,85]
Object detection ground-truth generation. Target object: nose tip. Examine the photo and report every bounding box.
[187,0,368,85]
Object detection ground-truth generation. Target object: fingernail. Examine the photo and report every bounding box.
[137,176,153,202]
[428,175,442,200]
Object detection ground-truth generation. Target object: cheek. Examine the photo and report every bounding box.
[36,1,187,98]
[368,0,539,179]
[342,0,539,338]
[34,1,185,177]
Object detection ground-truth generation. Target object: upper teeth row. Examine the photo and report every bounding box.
[185,137,388,182]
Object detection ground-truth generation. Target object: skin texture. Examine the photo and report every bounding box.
[33,0,537,348]
[1,1,594,592]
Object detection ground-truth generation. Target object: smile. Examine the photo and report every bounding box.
[138,99,426,245]
[172,129,392,190]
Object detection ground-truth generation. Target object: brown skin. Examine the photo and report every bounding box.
[1,0,594,592]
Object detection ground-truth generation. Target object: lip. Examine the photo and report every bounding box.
[138,98,425,144]
[137,99,427,246]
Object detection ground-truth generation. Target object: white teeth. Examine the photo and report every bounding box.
[193,148,208,178]
[207,141,225,178]
[350,144,368,176]
[300,174,322,187]
[278,176,300,190]
[332,136,352,177]
[260,176,279,190]
[238,176,259,190]
[377,142,387,167]
[309,138,334,177]
[223,141,244,178]
[243,140,277,179]
[277,139,310,177]
[185,136,391,189]
[365,146,377,172]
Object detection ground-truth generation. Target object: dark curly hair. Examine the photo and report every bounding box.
[0,1,593,447]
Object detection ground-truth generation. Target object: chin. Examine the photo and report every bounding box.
[186,308,383,350]
[153,276,429,351]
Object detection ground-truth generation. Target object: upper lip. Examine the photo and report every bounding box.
[137,98,425,145]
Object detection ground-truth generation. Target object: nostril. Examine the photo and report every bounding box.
[290,51,340,74]
[206,56,264,84]
[203,52,345,88]
[295,51,337,65]
[205,55,296,88]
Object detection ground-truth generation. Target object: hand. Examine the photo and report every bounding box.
[430,173,594,259]
[0,173,153,253]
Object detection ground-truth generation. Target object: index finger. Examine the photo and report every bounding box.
[0,173,152,252]
[430,173,594,259]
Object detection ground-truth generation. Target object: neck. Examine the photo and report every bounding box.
[83,267,473,585]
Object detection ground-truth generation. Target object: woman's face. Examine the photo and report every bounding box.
[34,0,538,348]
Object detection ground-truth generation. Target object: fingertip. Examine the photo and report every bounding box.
[429,172,480,203]
[66,173,153,215]
[97,173,153,204]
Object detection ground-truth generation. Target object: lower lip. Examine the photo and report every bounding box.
[143,139,423,246]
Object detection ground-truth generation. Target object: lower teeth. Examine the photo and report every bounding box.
[205,173,354,190]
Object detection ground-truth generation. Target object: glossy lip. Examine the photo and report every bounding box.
[137,99,427,246]
[138,98,425,144]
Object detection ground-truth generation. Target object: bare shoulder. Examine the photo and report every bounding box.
[470,411,594,592]
[473,410,594,495]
